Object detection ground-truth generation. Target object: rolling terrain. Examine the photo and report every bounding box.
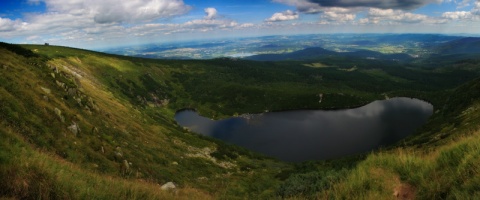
[1,41,480,199]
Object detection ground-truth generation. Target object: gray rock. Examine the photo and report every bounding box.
[114,152,123,159]
[67,122,80,136]
[56,80,65,88]
[40,86,51,94]
[160,182,176,190]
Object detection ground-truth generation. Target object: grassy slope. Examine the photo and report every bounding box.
[0,44,286,199]
[1,43,480,199]
[317,80,480,199]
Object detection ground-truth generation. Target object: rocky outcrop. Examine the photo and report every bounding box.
[160,182,176,190]
[40,86,51,94]
[67,122,81,136]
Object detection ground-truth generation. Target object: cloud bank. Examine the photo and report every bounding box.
[266,10,299,22]
[29,0,191,24]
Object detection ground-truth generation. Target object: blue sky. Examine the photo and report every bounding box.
[1,0,479,49]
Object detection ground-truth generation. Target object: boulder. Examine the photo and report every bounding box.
[67,122,81,136]
[160,182,176,190]
[40,86,51,94]
[114,152,123,159]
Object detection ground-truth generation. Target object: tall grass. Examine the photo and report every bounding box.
[0,127,211,200]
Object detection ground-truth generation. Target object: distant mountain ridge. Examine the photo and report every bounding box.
[245,47,413,62]
[436,37,480,55]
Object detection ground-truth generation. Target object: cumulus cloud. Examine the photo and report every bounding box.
[204,7,218,20]
[441,1,480,20]
[321,7,356,22]
[0,2,253,48]
[362,8,434,24]
[0,18,24,32]
[442,11,472,19]
[182,7,244,31]
[266,10,299,22]
[29,0,191,24]
[472,1,480,15]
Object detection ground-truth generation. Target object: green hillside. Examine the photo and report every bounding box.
[1,43,480,199]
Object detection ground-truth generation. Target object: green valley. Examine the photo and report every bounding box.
[1,41,480,199]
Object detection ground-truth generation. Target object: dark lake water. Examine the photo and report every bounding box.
[174,97,433,162]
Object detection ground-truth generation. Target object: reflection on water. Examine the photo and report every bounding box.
[175,97,433,162]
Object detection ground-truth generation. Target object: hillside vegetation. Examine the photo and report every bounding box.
[1,42,480,199]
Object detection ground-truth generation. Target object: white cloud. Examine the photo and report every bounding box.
[472,1,480,15]
[29,0,191,24]
[364,8,433,24]
[182,7,245,31]
[321,7,356,23]
[266,10,299,22]
[442,11,472,19]
[0,18,27,32]
[0,3,253,48]
[204,7,218,20]
[441,2,480,21]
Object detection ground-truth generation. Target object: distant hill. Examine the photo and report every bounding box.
[245,47,413,62]
[436,37,480,55]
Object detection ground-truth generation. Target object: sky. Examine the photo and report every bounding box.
[0,0,480,49]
